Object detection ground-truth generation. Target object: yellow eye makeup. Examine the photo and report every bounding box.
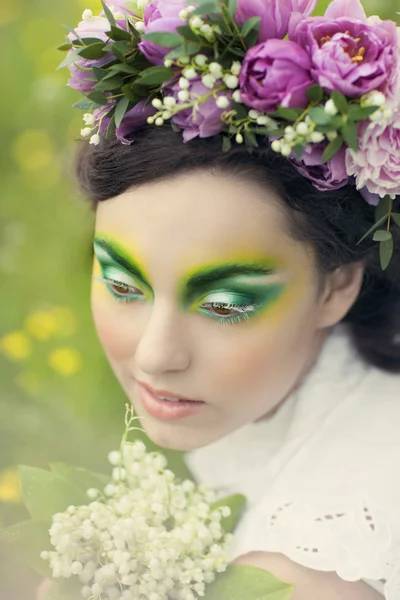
[93,234,289,326]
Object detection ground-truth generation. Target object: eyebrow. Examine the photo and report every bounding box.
[94,237,276,296]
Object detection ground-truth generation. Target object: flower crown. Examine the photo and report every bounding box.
[59,0,400,269]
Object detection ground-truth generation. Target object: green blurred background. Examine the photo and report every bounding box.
[0,0,398,597]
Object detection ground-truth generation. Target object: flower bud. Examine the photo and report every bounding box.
[281,142,292,157]
[177,90,190,102]
[271,140,282,153]
[164,58,173,68]
[108,450,121,466]
[179,8,188,20]
[183,67,197,80]
[80,127,92,137]
[309,131,325,143]
[163,96,176,108]
[326,130,338,141]
[147,116,155,124]
[155,117,164,126]
[202,74,216,89]
[82,9,93,20]
[89,133,100,146]
[179,77,190,89]
[324,99,338,116]
[216,96,230,109]
[190,16,204,29]
[232,90,242,103]
[296,122,309,136]
[236,133,244,144]
[223,74,239,89]
[151,98,163,109]
[231,61,242,76]
[194,54,207,67]
[83,113,95,126]
[209,62,223,78]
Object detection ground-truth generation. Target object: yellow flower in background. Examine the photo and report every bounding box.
[0,468,22,504]
[0,331,32,361]
[48,347,82,376]
[15,370,41,397]
[25,309,59,341]
[25,306,78,340]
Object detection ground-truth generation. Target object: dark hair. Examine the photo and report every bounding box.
[76,125,400,373]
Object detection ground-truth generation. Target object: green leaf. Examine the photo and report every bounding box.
[191,1,220,17]
[19,465,88,520]
[122,83,140,102]
[306,84,324,103]
[136,66,175,86]
[176,25,202,43]
[331,90,348,113]
[375,194,392,222]
[309,106,333,126]
[101,0,116,27]
[341,121,358,151]
[115,96,131,127]
[321,136,344,163]
[379,236,394,270]
[356,214,389,245]
[373,230,393,242]
[49,463,109,492]
[391,213,400,227]
[228,0,238,16]
[106,25,132,42]
[348,104,380,121]
[56,49,81,70]
[109,63,139,75]
[73,99,96,110]
[292,142,306,158]
[0,519,53,579]
[110,41,130,61]
[222,136,232,152]
[94,75,123,91]
[142,31,183,48]
[78,42,106,60]
[57,42,73,52]
[106,114,116,138]
[92,66,109,81]
[241,16,261,40]
[75,37,107,47]
[205,563,294,600]
[127,19,142,43]
[87,91,109,104]
[211,494,247,534]
[275,106,302,121]
[244,130,259,147]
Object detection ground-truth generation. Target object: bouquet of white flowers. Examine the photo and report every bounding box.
[0,406,294,600]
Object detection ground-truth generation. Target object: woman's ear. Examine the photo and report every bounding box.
[316,262,365,329]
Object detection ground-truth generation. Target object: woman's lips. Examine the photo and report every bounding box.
[137,380,204,403]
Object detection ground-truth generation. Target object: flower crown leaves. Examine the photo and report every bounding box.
[58,0,400,270]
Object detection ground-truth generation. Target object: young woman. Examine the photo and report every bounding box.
[37,0,400,597]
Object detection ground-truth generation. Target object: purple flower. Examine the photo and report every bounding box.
[102,0,141,16]
[95,101,157,144]
[138,0,189,66]
[239,39,314,112]
[165,78,233,141]
[291,143,350,191]
[235,0,317,43]
[289,0,398,97]
[345,107,400,200]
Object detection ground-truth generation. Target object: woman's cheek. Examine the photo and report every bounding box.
[91,299,135,360]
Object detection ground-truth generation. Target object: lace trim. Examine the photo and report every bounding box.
[229,496,400,599]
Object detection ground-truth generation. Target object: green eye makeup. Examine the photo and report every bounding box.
[93,235,288,327]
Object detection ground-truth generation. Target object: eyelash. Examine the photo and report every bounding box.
[94,276,259,327]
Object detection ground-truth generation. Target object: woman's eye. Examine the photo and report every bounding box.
[109,280,142,297]
[201,300,257,319]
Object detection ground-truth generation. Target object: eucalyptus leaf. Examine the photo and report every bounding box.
[56,49,81,71]
[115,96,131,127]
[106,25,132,42]
[380,236,394,270]
[241,16,261,40]
[331,90,348,113]
[321,136,343,163]
[306,84,324,103]
[341,121,358,151]
[373,230,393,242]
[73,99,96,110]
[228,0,238,16]
[142,31,183,48]
[211,494,247,534]
[222,136,232,152]
[109,63,139,75]
[136,66,175,86]
[191,1,220,17]
[0,519,53,579]
[57,43,73,52]
[356,214,389,245]
[348,104,380,121]
[204,564,295,600]
[94,75,123,91]
[49,463,109,492]
[309,106,334,126]
[392,213,400,227]
[375,194,392,222]
[87,91,109,104]
[78,43,107,60]
[19,465,88,520]
[101,0,116,27]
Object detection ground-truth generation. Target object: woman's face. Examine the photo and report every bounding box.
[91,170,329,451]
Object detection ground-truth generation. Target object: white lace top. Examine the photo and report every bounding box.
[184,324,400,599]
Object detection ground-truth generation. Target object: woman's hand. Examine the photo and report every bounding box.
[35,578,54,600]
